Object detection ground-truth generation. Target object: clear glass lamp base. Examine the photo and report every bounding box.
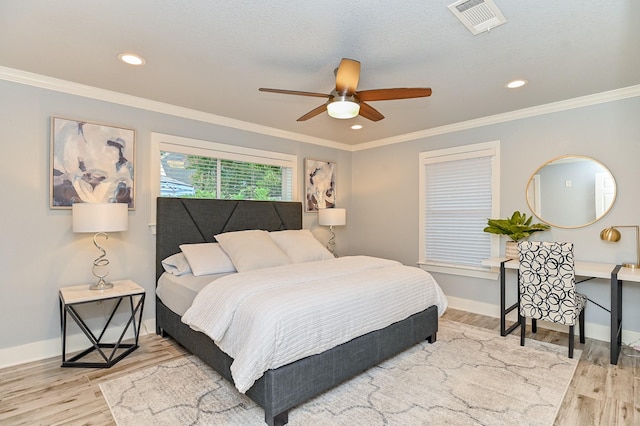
[91,260,112,290]
[90,278,114,290]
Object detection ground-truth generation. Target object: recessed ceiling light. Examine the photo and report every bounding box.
[351,124,363,130]
[506,79,527,89]
[118,53,145,66]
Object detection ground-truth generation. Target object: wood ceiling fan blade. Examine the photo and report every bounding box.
[357,87,432,101]
[335,58,361,95]
[259,88,330,98]
[297,104,328,121]
[358,102,385,122]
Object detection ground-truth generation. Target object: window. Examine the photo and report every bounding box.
[160,153,290,200]
[418,141,499,278]
[150,133,297,229]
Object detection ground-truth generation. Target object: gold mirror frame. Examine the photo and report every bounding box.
[526,155,616,229]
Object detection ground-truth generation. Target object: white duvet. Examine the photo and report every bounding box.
[181,255,448,393]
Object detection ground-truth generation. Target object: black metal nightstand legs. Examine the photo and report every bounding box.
[60,293,145,368]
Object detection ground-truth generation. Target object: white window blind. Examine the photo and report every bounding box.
[419,141,499,274]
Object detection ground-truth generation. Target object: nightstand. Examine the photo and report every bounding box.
[59,279,145,368]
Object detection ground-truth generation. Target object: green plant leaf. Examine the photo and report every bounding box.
[483,211,550,241]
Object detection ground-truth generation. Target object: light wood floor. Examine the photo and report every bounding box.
[1,309,638,425]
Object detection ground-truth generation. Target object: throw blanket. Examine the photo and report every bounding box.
[182,256,448,393]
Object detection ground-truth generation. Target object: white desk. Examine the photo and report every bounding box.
[482,257,640,364]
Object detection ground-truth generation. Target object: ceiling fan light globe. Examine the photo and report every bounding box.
[327,100,360,119]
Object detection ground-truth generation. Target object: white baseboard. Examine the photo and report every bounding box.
[0,319,156,369]
[446,295,640,345]
[4,297,639,370]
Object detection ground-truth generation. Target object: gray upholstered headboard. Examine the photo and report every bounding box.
[155,198,303,281]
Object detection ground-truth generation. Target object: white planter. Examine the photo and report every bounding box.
[505,241,518,259]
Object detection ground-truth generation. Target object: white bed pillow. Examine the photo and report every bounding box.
[179,243,237,276]
[215,230,292,272]
[161,252,192,276]
[269,229,334,263]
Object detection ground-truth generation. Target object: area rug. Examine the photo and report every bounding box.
[100,320,579,425]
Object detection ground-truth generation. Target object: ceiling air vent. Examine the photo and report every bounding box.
[448,0,507,35]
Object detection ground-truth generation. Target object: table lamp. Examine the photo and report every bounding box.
[600,225,640,270]
[318,208,346,256]
[72,203,129,289]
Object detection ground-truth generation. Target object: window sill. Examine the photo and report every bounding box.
[417,262,498,280]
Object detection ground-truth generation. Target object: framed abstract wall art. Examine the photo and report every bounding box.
[50,117,135,209]
[304,158,336,212]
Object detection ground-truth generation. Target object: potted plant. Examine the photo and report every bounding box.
[483,211,550,259]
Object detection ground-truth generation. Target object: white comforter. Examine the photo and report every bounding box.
[181,255,447,393]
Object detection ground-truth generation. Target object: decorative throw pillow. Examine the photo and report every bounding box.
[269,229,334,263]
[215,229,292,272]
[161,252,192,276]
[179,243,237,276]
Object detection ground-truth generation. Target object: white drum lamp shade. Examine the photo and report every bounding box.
[318,208,346,227]
[72,203,128,290]
[73,202,129,233]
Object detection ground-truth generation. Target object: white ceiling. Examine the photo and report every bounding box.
[1,1,639,146]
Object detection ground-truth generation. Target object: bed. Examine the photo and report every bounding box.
[155,197,445,425]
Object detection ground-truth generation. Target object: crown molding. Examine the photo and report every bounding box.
[352,84,640,151]
[2,66,638,153]
[0,66,350,151]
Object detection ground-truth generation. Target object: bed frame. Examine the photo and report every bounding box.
[155,198,439,425]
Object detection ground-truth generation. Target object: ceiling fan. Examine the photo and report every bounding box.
[259,58,432,122]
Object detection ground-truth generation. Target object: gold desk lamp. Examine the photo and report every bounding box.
[600,225,640,270]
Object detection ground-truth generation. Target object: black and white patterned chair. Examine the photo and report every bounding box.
[518,241,586,358]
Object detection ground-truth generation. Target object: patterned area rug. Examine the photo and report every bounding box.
[100,320,579,425]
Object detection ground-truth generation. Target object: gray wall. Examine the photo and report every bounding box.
[351,97,640,331]
[0,79,351,353]
[2,75,639,362]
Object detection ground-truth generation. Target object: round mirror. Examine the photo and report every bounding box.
[526,155,616,229]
